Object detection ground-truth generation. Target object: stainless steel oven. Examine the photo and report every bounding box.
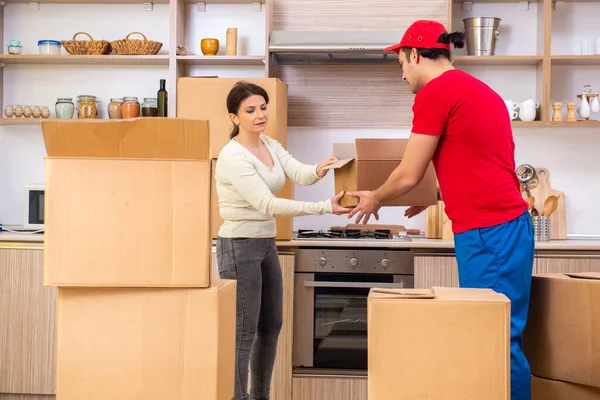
[293,247,414,372]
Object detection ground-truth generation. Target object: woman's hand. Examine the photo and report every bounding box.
[316,156,339,178]
[330,191,353,215]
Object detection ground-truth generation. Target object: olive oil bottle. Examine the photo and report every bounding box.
[157,79,168,117]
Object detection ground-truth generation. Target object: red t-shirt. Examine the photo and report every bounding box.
[412,69,528,233]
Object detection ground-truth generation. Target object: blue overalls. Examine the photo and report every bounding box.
[454,211,535,400]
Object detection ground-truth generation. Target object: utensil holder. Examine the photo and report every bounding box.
[532,216,551,242]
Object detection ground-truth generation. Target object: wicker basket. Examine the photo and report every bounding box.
[61,32,112,55]
[111,32,163,56]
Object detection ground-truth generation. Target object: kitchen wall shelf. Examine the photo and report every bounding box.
[512,121,545,127]
[551,55,600,66]
[0,118,43,125]
[453,55,544,65]
[4,0,170,3]
[176,55,265,65]
[548,120,600,127]
[0,55,170,65]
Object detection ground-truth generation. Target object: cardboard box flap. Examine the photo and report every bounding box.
[356,138,406,160]
[565,272,600,280]
[369,286,509,303]
[42,118,210,160]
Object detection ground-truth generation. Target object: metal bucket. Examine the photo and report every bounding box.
[463,17,501,56]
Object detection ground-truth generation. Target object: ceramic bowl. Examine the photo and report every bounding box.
[201,38,219,56]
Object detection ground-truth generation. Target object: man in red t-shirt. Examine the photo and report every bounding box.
[347,20,534,400]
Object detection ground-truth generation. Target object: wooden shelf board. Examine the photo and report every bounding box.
[0,118,44,125]
[452,55,543,65]
[512,121,545,127]
[182,0,265,3]
[0,55,169,66]
[5,0,169,3]
[177,55,265,65]
[551,55,600,66]
[452,0,539,3]
[548,120,600,127]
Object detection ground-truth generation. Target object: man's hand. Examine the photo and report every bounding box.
[346,190,382,224]
[330,191,354,215]
[317,156,339,178]
[404,205,428,218]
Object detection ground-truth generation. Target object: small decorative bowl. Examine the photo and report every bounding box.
[200,38,219,56]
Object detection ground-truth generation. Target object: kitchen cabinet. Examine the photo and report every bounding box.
[211,250,294,400]
[0,245,56,396]
[414,253,459,288]
[535,253,600,274]
[292,376,367,400]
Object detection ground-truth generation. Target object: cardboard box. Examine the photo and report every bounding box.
[327,139,438,208]
[368,287,510,400]
[42,118,212,287]
[56,280,236,400]
[532,376,600,400]
[176,77,288,158]
[524,272,600,388]
[178,77,293,240]
[210,159,293,240]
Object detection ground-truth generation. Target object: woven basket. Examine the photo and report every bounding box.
[61,32,112,55]
[111,32,163,56]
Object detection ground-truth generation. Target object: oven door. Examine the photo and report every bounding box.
[293,272,414,371]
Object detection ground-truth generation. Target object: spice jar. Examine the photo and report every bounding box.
[77,95,98,119]
[141,98,158,117]
[108,98,123,119]
[55,97,75,119]
[121,97,140,119]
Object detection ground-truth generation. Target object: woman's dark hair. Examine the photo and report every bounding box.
[226,81,270,139]
[401,31,466,63]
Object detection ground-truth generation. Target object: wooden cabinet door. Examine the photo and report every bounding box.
[535,254,600,274]
[414,254,459,288]
[0,246,57,395]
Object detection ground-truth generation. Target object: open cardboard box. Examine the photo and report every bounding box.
[524,272,600,388]
[324,138,438,208]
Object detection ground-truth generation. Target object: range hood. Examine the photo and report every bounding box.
[269,30,404,65]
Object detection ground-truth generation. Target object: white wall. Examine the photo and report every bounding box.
[1,2,599,237]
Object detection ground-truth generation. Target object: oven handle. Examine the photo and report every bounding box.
[304,281,406,289]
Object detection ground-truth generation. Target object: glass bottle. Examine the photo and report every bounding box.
[157,79,168,117]
[55,97,75,119]
[108,98,123,119]
[121,97,140,119]
[141,98,158,117]
[77,95,98,119]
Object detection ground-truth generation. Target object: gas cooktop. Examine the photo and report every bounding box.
[295,228,412,242]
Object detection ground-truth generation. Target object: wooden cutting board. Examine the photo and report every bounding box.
[521,167,567,240]
[425,201,454,240]
[340,224,421,236]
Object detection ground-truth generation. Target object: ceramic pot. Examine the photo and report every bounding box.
[201,38,219,56]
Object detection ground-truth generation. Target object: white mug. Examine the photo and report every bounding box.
[519,107,536,121]
[520,99,539,109]
[504,100,519,120]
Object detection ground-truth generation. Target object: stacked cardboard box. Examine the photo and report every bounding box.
[367,287,511,400]
[524,272,600,399]
[177,77,293,240]
[42,118,236,400]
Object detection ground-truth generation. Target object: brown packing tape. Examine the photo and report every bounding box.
[564,272,600,280]
[371,288,437,299]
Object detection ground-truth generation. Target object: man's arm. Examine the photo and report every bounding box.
[371,133,440,204]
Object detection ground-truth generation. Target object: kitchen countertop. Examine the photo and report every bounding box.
[3,231,600,251]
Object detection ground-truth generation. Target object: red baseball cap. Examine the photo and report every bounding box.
[383,20,450,54]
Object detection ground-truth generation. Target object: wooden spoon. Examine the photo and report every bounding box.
[542,195,560,217]
[526,196,535,210]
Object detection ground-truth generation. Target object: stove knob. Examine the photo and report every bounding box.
[349,257,358,267]
[319,256,327,266]
[381,258,390,267]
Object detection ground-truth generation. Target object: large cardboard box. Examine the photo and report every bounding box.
[326,139,438,208]
[210,159,293,240]
[177,77,288,157]
[42,118,212,287]
[368,287,510,400]
[56,280,236,400]
[524,272,600,388]
[532,376,600,400]
[178,77,293,240]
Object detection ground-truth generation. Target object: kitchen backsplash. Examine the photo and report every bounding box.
[1,126,599,236]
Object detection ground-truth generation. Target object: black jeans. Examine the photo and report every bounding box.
[216,237,283,400]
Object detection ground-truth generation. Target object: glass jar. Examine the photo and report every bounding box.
[77,95,98,119]
[108,98,123,119]
[8,40,23,55]
[141,98,158,117]
[55,97,75,119]
[121,97,140,119]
